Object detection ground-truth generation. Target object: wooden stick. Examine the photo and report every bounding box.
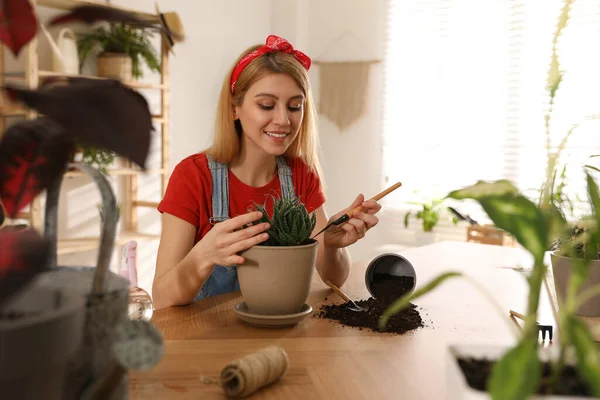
[346,182,402,217]
[325,280,351,303]
[509,314,523,332]
[509,309,526,322]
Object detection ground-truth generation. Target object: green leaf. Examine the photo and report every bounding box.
[447,180,520,200]
[585,165,600,173]
[480,195,548,263]
[488,339,541,400]
[569,317,600,396]
[587,173,600,229]
[404,211,411,228]
[379,272,461,330]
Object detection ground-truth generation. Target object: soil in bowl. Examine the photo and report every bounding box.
[315,276,425,334]
[458,357,593,397]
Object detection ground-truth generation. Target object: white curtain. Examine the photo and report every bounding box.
[380,0,600,245]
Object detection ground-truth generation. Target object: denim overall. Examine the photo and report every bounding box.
[194,155,296,301]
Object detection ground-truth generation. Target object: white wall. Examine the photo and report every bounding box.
[6,0,388,298]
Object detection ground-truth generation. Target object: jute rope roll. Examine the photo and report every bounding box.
[201,346,289,398]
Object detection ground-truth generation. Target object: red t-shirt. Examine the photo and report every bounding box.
[157,153,326,244]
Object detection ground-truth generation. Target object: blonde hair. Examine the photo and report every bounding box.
[205,44,324,183]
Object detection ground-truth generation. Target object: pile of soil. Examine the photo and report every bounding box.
[458,357,592,396]
[315,275,426,334]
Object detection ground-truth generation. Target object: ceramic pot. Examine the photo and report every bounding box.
[415,231,438,247]
[38,267,130,399]
[551,253,600,317]
[447,343,599,399]
[238,240,318,315]
[0,281,85,400]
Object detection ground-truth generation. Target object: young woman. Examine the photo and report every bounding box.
[152,35,381,309]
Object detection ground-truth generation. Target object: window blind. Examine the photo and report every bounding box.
[379,0,600,245]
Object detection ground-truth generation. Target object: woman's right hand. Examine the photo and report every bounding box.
[194,211,270,267]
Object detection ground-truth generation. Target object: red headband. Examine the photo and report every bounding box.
[230,35,311,94]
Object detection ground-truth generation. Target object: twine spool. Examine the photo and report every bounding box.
[201,346,289,398]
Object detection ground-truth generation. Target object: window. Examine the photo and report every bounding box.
[380,0,600,245]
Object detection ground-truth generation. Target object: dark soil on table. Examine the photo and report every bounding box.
[315,275,426,334]
[458,357,593,396]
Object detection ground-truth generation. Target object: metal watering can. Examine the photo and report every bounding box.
[41,163,131,399]
[40,23,80,75]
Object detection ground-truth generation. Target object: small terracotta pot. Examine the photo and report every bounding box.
[238,240,318,315]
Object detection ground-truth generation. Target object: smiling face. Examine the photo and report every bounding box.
[234,73,305,157]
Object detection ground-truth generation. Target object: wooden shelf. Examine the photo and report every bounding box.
[4,0,172,254]
[0,104,27,117]
[57,230,160,255]
[39,71,166,89]
[133,200,159,208]
[36,0,158,19]
[65,167,165,178]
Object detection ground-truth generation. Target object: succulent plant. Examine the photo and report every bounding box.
[551,218,600,260]
[249,195,317,246]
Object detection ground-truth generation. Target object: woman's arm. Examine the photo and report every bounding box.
[312,194,382,288]
[152,211,271,309]
[152,213,214,309]
[312,205,352,288]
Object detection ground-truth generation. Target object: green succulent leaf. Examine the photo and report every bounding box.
[249,195,316,246]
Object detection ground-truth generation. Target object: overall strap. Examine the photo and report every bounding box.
[276,156,296,200]
[206,154,229,224]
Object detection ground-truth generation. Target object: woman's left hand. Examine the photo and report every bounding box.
[324,194,381,249]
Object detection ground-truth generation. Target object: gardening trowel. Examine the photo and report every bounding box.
[325,280,369,312]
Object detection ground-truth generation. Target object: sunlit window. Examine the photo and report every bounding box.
[381,0,600,243]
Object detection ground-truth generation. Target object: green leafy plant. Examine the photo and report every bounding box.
[529,163,579,221]
[403,198,457,232]
[249,195,317,246]
[77,23,160,79]
[585,154,600,174]
[78,144,115,175]
[551,218,600,260]
[380,1,600,397]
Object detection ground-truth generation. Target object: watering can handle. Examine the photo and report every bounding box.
[44,163,119,295]
[58,28,77,42]
[39,23,67,69]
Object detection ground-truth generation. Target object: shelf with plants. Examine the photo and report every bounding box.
[0,0,172,255]
[37,0,157,19]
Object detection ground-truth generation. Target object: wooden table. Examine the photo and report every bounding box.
[128,241,569,399]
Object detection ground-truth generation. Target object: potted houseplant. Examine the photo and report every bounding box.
[77,23,160,81]
[381,176,600,399]
[379,1,600,397]
[404,198,457,246]
[71,142,116,175]
[238,195,318,315]
[0,4,176,399]
[550,218,600,317]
